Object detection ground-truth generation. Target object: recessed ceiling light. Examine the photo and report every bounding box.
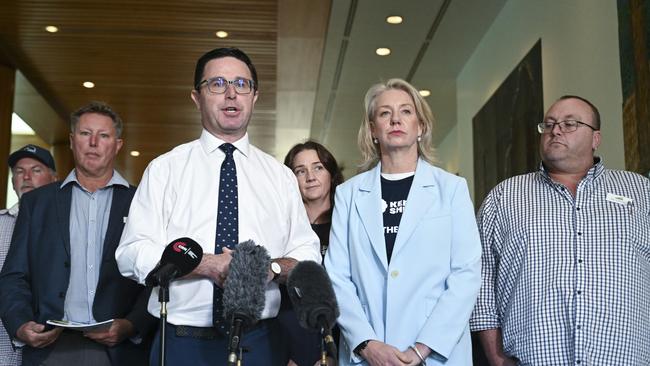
[419,89,431,97]
[45,25,59,33]
[82,81,95,88]
[376,47,391,56]
[386,16,403,24]
[130,151,141,157]
[215,30,228,38]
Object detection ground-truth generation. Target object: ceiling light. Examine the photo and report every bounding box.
[376,48,391,56]
[419,89,431,97]
[82,81,95,88]
[386,16,403,24]
[215,30,228,38]
[130,151,141,157]
[45,25,59,33]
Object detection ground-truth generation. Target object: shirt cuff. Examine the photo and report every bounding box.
[11,339,25,349]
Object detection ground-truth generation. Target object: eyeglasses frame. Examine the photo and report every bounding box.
[195,76,256,94]
[536,119,599,134]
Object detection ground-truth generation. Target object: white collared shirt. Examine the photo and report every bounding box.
[116,130,320,326]
[0,203,19,218]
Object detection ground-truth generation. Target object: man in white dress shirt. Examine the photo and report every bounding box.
[116,47,320,366]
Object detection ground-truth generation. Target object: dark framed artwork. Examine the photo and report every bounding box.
[472,39,544,210]
[618,0,650,176]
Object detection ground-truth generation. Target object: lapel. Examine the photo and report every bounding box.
[56,184,73,257]
[391,159,436,259]
[101,186,129,263]
[355,164,388,271]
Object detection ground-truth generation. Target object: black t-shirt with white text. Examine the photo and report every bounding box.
[381,175,413,263]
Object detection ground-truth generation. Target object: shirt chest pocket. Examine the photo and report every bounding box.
[628,205,650,258]
[597,202,649,258]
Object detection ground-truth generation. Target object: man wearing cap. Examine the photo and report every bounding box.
[0,144,57,366]
[0,102,155,366]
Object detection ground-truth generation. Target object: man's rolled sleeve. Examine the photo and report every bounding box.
[470,186,502,331]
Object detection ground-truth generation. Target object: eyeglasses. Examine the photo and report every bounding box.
[537,119,598,134]
[196,77,255,94]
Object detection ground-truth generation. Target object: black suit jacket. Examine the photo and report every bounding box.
[0,180,156,365]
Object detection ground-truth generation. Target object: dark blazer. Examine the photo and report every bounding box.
[0,180,156,365]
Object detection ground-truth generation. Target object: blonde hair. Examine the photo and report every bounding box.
[357,78,436,172]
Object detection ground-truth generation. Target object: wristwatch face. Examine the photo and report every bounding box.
[271,262,281,276]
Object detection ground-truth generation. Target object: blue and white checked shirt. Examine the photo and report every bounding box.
[470,159,650,365]
[0,204,21,366]
[61,170,129,324]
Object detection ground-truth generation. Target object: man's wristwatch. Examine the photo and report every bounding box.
[270,261,281,281]
[353,339,371,357]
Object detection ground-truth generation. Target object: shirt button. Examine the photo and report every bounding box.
[576,290,582,295]
[577,232,582,236]
[390,270,399,278]
[577,360,582,364]
[576,207,581,211]
[577,325,582,330]
[578,259,583,263]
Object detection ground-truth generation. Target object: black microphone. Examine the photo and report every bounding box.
[222,240,270,366]
[287,260,340,358]
[145,238,203,287]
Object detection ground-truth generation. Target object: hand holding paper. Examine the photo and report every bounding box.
[83,318,135,347]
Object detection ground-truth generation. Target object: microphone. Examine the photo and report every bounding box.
[222,240,270,366]
[145,238,203,287]
[287,260,340,359]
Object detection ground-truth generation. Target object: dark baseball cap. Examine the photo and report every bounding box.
[8,144,56,171]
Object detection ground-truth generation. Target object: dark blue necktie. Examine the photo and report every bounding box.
[213,143,238,333]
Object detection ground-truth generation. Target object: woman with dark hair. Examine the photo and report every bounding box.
[279,141,343,366]
[325,78,481,365]
[284,141,343,256]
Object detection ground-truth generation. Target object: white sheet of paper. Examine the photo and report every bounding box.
[46,319,114,332]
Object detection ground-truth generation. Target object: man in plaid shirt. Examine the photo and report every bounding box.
[471,95,650,365]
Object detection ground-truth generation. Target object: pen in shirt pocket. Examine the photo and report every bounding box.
[627,201,634,216]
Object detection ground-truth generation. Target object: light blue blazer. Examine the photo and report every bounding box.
[324,159,481,365]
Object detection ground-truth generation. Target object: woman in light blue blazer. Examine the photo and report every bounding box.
[324,78,481,366]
